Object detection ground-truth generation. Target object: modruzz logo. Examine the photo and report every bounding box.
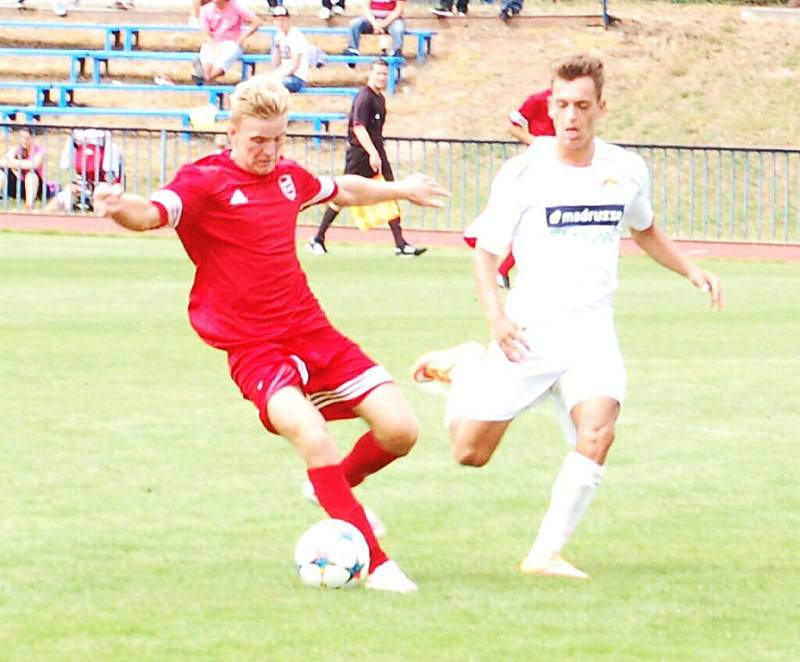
[546,205,624,228]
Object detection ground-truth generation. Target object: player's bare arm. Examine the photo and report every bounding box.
[238,16,262,46]
[352,125,382,174]
[473,247,529,362]
[332,173,448,208]
[630,223,724,310]
[92,183,163,232]
[507,123,535,145]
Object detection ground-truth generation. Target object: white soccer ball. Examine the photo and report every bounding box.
[294,519,370,589]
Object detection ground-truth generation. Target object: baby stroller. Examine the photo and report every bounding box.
[59,129,124,212]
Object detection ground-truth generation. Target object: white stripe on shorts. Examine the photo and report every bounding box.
[308,365,392,411]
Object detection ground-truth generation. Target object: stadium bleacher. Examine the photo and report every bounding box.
[0,47,406,93]
[0,15,433,188]
[0,104,347,135]
[0,81,358,109]
[0,20,436,64]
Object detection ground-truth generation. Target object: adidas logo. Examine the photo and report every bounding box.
[230,189,248,205]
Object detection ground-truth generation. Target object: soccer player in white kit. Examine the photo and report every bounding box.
[413,54,724,579]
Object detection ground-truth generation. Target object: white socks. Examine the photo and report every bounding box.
[527,450,605,563]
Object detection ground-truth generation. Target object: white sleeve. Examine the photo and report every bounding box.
[290,30,308,54]
[473,157,528,256]
[624,155,654,231]
[508,109,526,128]
[149,189,183,228]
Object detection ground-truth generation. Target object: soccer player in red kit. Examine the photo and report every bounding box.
[93,75,447,593]
[507,88,555,145]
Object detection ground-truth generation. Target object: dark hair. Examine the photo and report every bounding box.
[551,53,605,99]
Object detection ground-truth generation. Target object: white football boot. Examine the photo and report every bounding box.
[520,554,590,580]
[365,560,418,593]
[301,479,387,538]
[411,341,484,384]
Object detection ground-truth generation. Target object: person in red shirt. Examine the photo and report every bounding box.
[344,0,406,58]
[507,88,555,145]
[93,75,447,594]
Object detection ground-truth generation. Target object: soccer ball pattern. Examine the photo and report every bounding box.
[294,519,370,588]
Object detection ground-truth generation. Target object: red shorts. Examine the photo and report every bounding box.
[227,324,392,433]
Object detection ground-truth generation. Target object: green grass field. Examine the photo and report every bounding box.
[2,231,799,661]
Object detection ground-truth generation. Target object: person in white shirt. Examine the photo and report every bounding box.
[272,7,310,93]
[412,53,724,580]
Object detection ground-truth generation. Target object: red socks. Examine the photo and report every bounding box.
[307,464,388,572]
[340,432,400,488]
[306,434,400,572]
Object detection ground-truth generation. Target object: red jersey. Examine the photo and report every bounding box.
[150,151,337,350]
[508,89,555,137]
[369,0,400,18]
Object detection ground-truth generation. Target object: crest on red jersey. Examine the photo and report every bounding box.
[278,174,297,201]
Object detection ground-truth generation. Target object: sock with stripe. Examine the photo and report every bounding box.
[307,464,388,572]
[340,431,401,488]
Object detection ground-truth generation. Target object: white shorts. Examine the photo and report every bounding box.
[446,317,626,444]
[199,41,243,72]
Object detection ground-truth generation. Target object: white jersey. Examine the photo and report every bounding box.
[472,137,653,327]
[275,27,309,82]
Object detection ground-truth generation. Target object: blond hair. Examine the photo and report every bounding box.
[551,54,605,99]
[230,75,290,124]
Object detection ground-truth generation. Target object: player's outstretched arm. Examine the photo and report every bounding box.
[93,183,164,232]
[630,222,724,311]
[473,247,529,362]
[332,173,448,209]
[507,123,535,146]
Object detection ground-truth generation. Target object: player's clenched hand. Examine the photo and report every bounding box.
[490,314,530,363]
[92,183,124,219]
[369,152,383,175]
[689,268,724,311]
[400,173,449,208]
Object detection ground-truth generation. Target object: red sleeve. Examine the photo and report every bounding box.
[149,164,208,229]
[518,94,540,123]
[519,89,555,136]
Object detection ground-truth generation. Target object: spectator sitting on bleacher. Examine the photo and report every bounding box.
[272,7,309,93]
[0,126,45,211]
[195,0,263,85]
[343,0,406,59]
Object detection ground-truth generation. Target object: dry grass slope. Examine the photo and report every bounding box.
[1,1,798,146]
